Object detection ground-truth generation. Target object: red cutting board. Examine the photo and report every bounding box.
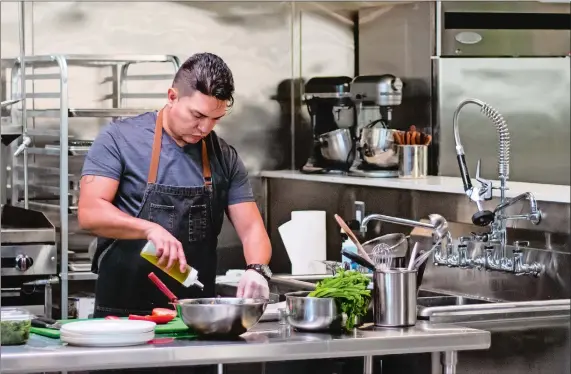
[31,317,191,339]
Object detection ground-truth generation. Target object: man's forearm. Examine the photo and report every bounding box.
[78,199,155,240]
[242,225,272,265]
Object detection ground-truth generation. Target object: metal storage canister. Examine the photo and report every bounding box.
[373,268,417,327]
[398,145,427,178]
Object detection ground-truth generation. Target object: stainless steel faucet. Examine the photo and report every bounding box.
[450,98,544,276]
[493,192,542,225]
[360,214,446,236]
[360,213,457,265]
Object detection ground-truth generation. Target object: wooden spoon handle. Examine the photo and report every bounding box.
[424,135,432,146]
[333,214,374,264]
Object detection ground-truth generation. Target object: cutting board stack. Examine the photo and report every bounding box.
[60,320,156,347]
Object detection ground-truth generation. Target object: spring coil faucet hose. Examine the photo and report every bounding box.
[453,98,511,190]
[480,103,510,179]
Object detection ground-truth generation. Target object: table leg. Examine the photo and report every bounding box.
[431,352,441,374]
[363,356,373,374]
[44,282,53,318]
[217,363,224,374]
[440,351,458,374]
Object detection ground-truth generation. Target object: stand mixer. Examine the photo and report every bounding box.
[301,76,356,174]
[349,74,404,178]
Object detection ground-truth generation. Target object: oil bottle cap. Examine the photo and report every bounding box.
[182,267,201,288]
[194,279,205,289]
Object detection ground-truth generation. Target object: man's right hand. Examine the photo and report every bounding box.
[145,224,187,273]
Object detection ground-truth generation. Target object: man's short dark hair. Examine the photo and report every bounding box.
[172,53,235,107]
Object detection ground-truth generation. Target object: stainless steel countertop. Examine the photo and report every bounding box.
[1,321,490,373]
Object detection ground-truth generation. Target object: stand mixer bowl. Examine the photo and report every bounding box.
[358,127,399,168]
[318,128,355,165]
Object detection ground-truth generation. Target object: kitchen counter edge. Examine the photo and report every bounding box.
[258,170,570,204]
[0,321,490,373]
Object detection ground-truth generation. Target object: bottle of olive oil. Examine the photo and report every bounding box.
[140,241,204,289]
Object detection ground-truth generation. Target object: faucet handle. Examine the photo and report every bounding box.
[470,232,489,242]
[513,241,530,252]
[458,236,472,244]
[474,159,493,201]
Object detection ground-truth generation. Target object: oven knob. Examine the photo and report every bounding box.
[15,255,33,271]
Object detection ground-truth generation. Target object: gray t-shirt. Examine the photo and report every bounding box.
[81,112,254,217]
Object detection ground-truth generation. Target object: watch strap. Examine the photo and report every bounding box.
[246,264,271,281]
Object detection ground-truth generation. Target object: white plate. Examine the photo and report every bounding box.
[60,329,153,339]
[61,330,154,341]
[61,331,155,347]
[61,330,154,342]
[60,328,156,338]
[61,320,156,336]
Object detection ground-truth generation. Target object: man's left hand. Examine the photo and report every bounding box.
[237,270,269,299]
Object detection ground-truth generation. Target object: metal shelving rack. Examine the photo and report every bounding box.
[6,54,181,318]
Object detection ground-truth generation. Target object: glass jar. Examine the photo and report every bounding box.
[1,307,32,345]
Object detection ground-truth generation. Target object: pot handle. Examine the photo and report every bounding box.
[318,137,328,147]
[278,308,291,325]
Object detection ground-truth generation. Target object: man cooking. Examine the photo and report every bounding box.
[78,52,272,319]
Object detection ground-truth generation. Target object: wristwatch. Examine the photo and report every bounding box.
[246,264,272,281]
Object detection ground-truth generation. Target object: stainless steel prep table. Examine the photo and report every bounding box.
[1,321,490,374]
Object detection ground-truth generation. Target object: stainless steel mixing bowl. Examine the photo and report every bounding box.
[284,291,342,331]
[358,127,399,168]
[317,128,355,164]
[176,298,268,337]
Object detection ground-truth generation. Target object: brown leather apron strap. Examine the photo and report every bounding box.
[147,109,164,184]
[148,108,212,187]
[201,138,213,186]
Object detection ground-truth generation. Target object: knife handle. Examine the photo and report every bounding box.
[36,316,58,324]
[31,319,52,328]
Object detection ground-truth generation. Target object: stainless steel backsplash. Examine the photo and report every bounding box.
[265,177,570,301]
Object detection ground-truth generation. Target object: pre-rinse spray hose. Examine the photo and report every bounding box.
[480,102,510,179]
[453,98,511,191]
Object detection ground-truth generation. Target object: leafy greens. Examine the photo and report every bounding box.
[1,319,30,345]
[308,269,371,330]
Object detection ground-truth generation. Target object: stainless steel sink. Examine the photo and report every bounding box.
[417,296,494,307]
[417,290,454,298]
[417,296,569,329]
[263,275,570,331]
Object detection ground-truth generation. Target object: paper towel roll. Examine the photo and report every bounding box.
[278,211,327,275]
[278,220,298,270]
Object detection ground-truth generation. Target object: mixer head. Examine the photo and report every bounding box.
[350,74,403,107]
[304,76,355,134]
[304,76,353,105]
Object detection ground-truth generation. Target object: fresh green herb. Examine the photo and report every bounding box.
[1,319,31,346]
[308,268,371,330]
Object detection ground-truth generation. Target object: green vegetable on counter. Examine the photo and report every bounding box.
[1,319,31,346]
[308,268,371,330]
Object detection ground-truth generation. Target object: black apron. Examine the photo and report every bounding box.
[92,108,228,318]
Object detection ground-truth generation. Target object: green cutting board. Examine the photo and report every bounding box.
[31,317,192,339]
